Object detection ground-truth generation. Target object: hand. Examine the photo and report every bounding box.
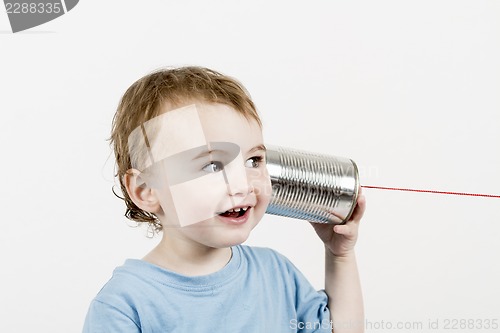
[310,190,366,258]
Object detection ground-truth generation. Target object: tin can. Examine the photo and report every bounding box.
[265,145,360,224]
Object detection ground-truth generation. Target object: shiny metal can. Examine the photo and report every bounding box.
[265,145,360,224]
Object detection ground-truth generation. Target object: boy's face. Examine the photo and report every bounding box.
[130,103,271,247]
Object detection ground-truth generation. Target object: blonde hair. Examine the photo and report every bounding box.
[109,66,261,231]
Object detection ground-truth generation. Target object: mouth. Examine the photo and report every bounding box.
[217,206,251,218]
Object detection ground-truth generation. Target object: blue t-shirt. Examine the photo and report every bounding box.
[83,245,330,332]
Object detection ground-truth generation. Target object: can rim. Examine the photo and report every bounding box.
[340,159,360,224]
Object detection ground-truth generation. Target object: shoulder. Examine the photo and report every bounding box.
[84,260,153,332]
[236,245,327,307]
[91,260,161,310]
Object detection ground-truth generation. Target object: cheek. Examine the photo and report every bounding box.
[248,167,272,203]
[159,172,228,227]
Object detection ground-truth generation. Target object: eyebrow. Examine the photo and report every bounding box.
[192,149,228,160]
[248,144,267,154]
[192,144,267,160]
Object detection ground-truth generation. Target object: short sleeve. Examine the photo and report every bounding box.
[270,249,331,332]
[82,300,141,333]
[293,272,331,332]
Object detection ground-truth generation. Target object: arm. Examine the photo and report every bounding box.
[311,192,366,333]
[325,248,364,333]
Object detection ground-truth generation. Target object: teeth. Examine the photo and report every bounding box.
[226,207,248,213]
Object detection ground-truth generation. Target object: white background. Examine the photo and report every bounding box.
[1,1,499,332]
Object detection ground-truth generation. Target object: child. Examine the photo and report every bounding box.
[83,66,366,332]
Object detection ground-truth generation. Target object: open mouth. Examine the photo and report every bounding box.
[218,207,250,218]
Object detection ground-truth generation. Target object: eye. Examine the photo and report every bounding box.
[245,156,264,168]
[202,161,224,173]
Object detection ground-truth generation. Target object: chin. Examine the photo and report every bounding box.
[214,228,253,248]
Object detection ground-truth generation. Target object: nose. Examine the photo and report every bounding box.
[223,161,253,196]
[225,170,254,196]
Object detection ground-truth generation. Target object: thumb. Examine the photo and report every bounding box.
[333,224,351,236]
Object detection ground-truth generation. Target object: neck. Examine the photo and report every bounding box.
[143,232,232,276]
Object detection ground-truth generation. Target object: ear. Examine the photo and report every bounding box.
[123,169,161,214]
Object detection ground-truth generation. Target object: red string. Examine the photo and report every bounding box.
[361,185,500,198]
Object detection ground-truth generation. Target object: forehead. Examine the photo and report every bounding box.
[195,103,262,143]
[128,103,263,170]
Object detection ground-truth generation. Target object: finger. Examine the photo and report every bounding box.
[333,223,356,236]
[349,193,366,222]
[333,224,347,235]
